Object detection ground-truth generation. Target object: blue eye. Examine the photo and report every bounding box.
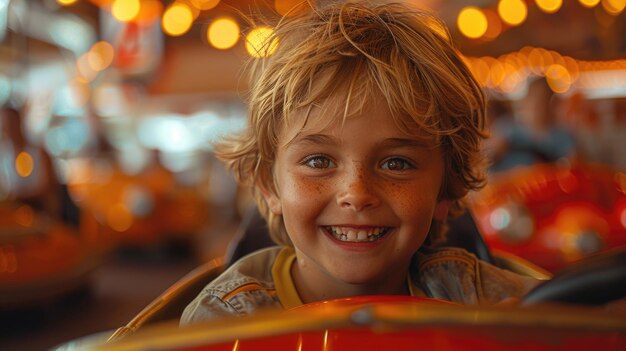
[381,158,413,171]
[303,155,335,169]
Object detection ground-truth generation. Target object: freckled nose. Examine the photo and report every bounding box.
[336,168,380,211]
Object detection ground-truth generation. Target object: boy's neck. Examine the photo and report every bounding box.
[290,257,410,304]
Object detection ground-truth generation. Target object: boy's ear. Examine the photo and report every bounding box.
[433,199,450,221]
[257,182,282,215]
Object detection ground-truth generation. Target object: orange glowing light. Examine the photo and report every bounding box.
[540,50,555,72]
[562,56,580,81]
[162,3,194,36]
[111,0,140,22]
[602,0,626,14]
[482,9,502,41]
[500,62,522,92]
[498,0,528,26]
[470,58,490,86]
[546,64,572,93]
[527,48,545,74]
[482,56,499,88]
[245,26,278,58]
[15,152,34,177]
[579,0,601,7]
[87,41,115,72]
[15,205,35,227]
[536,0,563,13]
[134,0,163,24]
[489,60,506,87]
[107,203,133,232]
[190,0,220,11]
[457,7,488,39]
[57,0,79,5]
[207,17,240,50]
[77,53,99,81]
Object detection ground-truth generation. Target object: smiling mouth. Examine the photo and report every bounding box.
[325,226,392,243]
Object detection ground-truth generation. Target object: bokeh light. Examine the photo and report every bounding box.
[546,64,572,93]
[190,0,220,11]
[107,203,133,232]
[482,9,502,41]
[457,7,488,39]
[498,0,528,26]
[536,0,563,13]
[162,3,194,37]
[111,0,140,22]
[15,205,34,228]
[57,0,79,5]
[470,58,490,86]
[134,0,163,24]
[207,17,240,50]
[77,53,99,81]
[87,41,115,72]
[489,60,506,87]
[602,0,626,14]
[15,152,34,177]
[245,26,279,58]
[579,0,601,7]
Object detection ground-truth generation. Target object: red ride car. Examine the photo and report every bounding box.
[471,162,626,272]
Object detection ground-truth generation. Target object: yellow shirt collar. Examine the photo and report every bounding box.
[272,247,426,309]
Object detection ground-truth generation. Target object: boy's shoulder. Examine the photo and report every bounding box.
[414,246,539,304]
[181,247,283,324]
[208,246,283,298]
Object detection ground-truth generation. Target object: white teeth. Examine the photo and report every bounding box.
[357,230,367,241]
[346,230,356,241]
[327,226,389,242]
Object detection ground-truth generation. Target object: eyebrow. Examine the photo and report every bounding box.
[377,138,432,149]
[285,135,431,149]
[284,133,339,148]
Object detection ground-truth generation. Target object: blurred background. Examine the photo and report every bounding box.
[0,0,624,350]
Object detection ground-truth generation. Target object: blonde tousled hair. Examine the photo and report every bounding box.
[216,1,488,246]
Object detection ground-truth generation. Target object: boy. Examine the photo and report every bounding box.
[181,1,538,324]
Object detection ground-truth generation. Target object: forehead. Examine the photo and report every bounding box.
[278,91,435,148]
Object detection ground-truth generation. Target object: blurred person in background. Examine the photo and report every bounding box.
[0,104,63,219]
[486,78,577,173]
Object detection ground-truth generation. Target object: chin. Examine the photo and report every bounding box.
[328,268,387,286]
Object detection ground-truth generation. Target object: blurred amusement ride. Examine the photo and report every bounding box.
[0,0,625,349]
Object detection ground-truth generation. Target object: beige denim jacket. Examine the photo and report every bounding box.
[180,246,539,325]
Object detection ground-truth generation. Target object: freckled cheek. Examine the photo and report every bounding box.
[383,182,437,218]
[280,175,331,212]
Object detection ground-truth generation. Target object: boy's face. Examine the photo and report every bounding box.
[262,95,448,290]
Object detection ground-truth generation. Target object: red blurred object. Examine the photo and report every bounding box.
[0,201,101,309]
[93,295,626,351]
[471,162,626,272]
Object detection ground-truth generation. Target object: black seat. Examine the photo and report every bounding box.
[224,206,275,267]
[523,246,626,305]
